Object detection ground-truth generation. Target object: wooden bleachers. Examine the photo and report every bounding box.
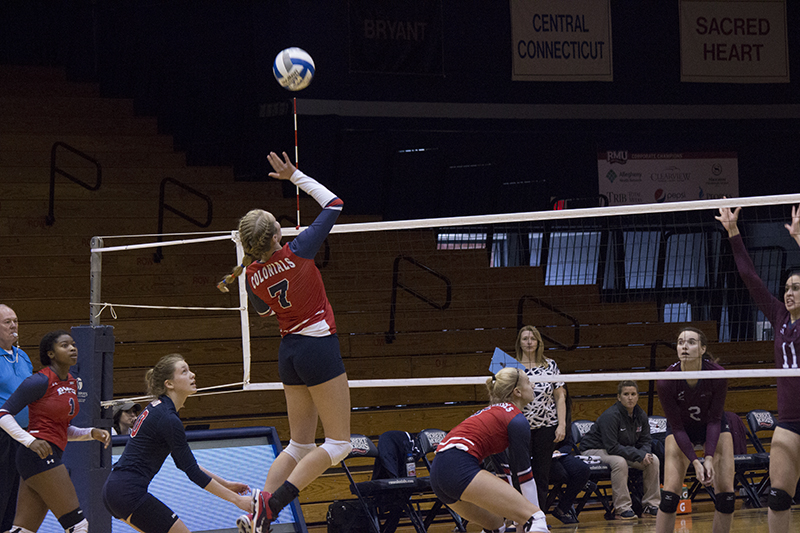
[0,66,781,525]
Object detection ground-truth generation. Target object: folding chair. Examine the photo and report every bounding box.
[416,428,467,532]
[340,434,429,533]
[571,420,615,518]
[746,409,778,499]
[648,415,667,483]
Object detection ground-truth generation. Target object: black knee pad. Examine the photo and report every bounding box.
[715,492,735,514]
[659,491,681,514]
[58,508,84,530]
[768,488,793,512]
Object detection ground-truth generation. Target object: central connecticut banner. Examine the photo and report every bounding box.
[510,0,612,82]
[680,0,789,83]
[598,151,739,207]
[348,0,444,75]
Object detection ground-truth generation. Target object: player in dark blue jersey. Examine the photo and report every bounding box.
[430,367,548,533]
[718,203,800,532]
[102,354,253,533]
[0,330,110,533]
[218,152,351,533]
[656,327,735,533]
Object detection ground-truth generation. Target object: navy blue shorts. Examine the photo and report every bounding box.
[103,470,179,533]
[429,448,482,505]
[279,333,346,386]
[667,416,730,446]
[777,420,800,436]
[16,442,63,480]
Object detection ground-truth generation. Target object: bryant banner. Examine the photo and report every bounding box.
[598,151,739,207]
[348,0,443,75]
[510,0,612,82]
[680,0,789,83]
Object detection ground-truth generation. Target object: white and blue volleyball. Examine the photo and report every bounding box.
[273,47,315,91]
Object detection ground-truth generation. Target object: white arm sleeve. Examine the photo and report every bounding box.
[0,413,36,447]
[289,170,337,208]
[67,426,94,441]
[520,478,540,508]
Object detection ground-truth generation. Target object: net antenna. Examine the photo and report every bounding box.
[293,97,300,230]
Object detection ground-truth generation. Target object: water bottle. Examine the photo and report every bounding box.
[405,452,416,477]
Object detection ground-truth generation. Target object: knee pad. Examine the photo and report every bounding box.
[768,488,793,512]
[320,438,352,465]
[283,439,316,463]
[659,491,680,514]
[58,509,86,533]
[714,492,735,514]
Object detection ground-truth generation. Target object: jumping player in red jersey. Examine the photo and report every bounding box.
[430,367,548,533]
[717,203,800,532]
[218,152,350,533]
[655,327,735,533]
[0,330,110,533]
[102,354,252,533]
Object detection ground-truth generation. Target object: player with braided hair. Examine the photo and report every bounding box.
[218,151,350,533]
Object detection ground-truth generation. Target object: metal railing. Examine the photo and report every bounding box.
[153,177,213,262]
[47,142,102,226]
[386,255,452,344]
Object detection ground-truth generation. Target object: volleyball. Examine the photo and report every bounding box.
[273,47,315,91]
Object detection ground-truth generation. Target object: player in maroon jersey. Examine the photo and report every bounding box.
[0,330,110,533]
[217,152,350,533]
[717,203,800,532]
[655,327,735,533]
[430,367,548,533]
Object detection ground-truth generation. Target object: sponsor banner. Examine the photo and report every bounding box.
[680,0,789,83]
[598,151,739,206]
[348,0,444,75]
[510,0,612,82]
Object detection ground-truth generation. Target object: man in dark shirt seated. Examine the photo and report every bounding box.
[579,381,661,520]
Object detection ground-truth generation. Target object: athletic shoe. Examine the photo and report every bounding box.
[522,511,549,532]
[614,509,637,520]
[642,505,659,517]
[551,506,579,524]
[253,490,276,533]
[236,514,252,533]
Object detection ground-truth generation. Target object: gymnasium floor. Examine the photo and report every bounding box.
[305,505,798,533]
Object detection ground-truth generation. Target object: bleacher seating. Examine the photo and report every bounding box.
[0,65,783,525]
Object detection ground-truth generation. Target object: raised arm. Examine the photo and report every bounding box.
[786,204,800,248]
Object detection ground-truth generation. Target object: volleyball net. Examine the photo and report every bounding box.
[89,194,800,407]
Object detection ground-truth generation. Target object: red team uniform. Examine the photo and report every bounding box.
[432,403,535,504]
[0,367,79,452]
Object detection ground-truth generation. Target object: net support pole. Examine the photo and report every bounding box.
[233,231,253,386]
[90,236,103,326]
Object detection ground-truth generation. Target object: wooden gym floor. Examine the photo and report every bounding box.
[307,504,799,532]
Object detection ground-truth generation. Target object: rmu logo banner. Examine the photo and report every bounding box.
[598,150,739,206]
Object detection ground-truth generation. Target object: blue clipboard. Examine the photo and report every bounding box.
[488,347,525,374]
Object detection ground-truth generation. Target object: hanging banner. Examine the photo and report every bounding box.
[510,0,612,82]
[348,0,444,75]
[598,151,739,207]
[680,0,789,83]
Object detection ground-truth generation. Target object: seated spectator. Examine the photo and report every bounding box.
[579,380,661,520]
[112,402,141,436]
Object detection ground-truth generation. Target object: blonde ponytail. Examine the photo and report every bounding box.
[217,209,277,293]
[486,367,523,404]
